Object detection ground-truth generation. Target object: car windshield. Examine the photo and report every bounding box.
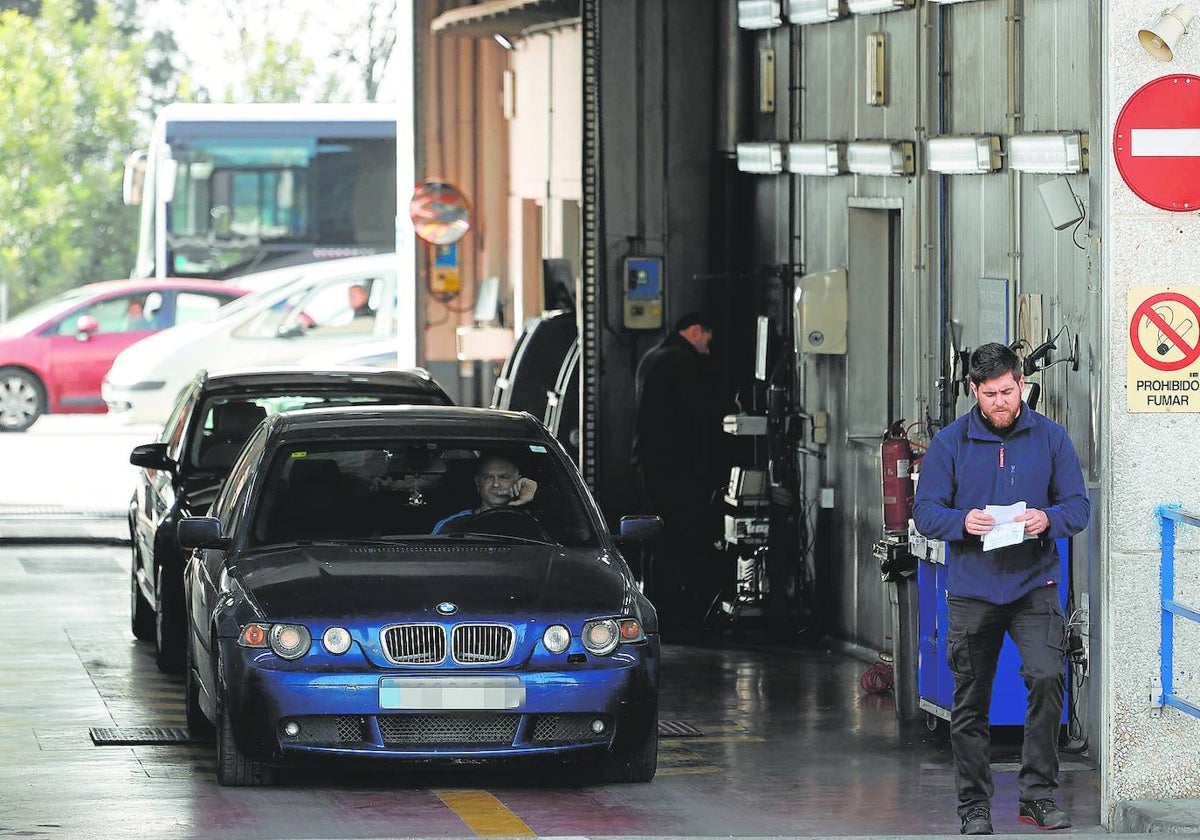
[250,438,599,549]
[188,392,447,472]
[0,286,95,336]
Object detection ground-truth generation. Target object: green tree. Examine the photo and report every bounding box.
[0,2,142,312]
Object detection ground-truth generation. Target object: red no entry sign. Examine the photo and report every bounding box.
[1114,75,1200,211]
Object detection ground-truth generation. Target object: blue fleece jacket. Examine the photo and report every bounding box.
[912,403,1090,604]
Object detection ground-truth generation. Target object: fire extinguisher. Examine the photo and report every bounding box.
[881,419,914,533]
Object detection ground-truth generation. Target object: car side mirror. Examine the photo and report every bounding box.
[618,515,662,543]
[178,516,230,550]
[75,314,100,340]
[129,442,174,472]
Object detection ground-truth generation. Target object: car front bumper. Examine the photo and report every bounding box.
[220,641,659,762]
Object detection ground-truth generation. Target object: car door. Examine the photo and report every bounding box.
[228,267,396,365]
[44,292,158,409]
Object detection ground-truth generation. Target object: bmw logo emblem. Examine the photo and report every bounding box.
[436,602,458,615]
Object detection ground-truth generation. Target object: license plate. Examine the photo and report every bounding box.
[378,676,525,710]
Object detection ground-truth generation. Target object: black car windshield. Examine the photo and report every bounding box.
[188,392,446,473]
[249,438,599,548]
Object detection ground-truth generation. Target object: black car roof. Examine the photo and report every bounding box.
[196,367,451,404]
[267,404,549,441]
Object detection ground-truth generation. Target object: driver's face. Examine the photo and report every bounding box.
[476,459,519,508]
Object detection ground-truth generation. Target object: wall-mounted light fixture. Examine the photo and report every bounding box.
[785,0,847,24]
[846,0,914,14]
[1139,4,1195,61]
[787,142,847,175]
[1008,132,1089,174]
[493,33,516,50]
[739,0,784,29]
[737,142,785,174]
[927,135,1002,174]
[846,141,914,176]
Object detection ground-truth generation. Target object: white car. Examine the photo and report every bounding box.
[103,255,407,424]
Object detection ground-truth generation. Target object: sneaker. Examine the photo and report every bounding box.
[960,804,993,835]
[1018,798,1072,830]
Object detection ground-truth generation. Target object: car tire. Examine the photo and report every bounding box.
[601,711,658,783]
[216,703,275,787]
[0,367,45,433]
[130,548,155,642]
[185,636,214,742]
[154,565,186,673]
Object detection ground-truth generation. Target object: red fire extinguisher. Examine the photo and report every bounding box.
[881,419,914,533]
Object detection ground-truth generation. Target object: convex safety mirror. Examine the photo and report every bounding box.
[410,180,471,245]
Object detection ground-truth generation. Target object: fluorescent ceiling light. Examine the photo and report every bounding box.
[846,0,913,14]
[737,142,785,174]
[785,0,847,24]
[927,135,1002,174]
[1008,132,1088,174]
[786,141,846,175]
[846,141,914,176]
[739,0,783,29]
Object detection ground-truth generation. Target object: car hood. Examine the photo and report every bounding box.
[234,542,634,621]
[105,321,214,382]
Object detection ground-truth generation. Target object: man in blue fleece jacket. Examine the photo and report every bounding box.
[913,343,1090,836]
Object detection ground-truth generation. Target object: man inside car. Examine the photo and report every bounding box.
[432,454,538,534]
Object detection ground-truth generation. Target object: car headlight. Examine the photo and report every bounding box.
[322,626,352,655]
[268,623,311,659]
[581,619,620,656]
[543,624,571,653]
[239,622,269,648]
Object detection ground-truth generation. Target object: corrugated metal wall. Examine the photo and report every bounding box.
[739,0,1096,652]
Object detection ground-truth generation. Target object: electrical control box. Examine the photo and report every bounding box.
[793,268,848,354]
[623,256,663,329]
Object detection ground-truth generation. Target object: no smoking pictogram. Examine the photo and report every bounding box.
[1129,292,1200,371]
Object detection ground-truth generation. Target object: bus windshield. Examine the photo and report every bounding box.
[131,105,398,281]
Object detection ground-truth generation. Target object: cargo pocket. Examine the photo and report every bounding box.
[1045,601,1068,654]
[947,628,973,678]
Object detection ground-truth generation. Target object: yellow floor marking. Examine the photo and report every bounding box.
[658,765,719,776]
[435,789,536,837]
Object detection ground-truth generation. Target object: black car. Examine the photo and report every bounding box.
[177,405,661,785]
[128,367,452,671]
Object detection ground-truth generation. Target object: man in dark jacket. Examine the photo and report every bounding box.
[632,312,723,633]
[913,342,1090,836]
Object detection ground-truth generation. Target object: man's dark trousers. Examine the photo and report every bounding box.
[946,585,1067,818]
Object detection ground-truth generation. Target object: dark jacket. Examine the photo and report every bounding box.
[631,332,718,487]
[912,403,1090,604]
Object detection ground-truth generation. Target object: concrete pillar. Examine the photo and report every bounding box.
[1103,0,1200,823]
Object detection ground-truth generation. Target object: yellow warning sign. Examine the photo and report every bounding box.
[1127,286,1200,412]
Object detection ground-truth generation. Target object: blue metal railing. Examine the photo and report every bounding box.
[1154,504,1200,719]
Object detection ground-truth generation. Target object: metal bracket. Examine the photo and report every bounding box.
[1149,676,1164,716]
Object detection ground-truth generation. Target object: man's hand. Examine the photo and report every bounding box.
[508,477,538,507]
[964,508,995,536]
[1016,507,1050,536]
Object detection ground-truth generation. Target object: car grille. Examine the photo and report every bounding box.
[452,624,514,664]
[382,624,446,664]
[532,714,612,744]
[378,713,519,745]
[380,623,514,665]
[280,715,368,745]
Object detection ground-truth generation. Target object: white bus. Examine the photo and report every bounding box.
[125,102,398,280]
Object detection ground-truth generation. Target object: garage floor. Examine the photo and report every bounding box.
[0,541,1104,838]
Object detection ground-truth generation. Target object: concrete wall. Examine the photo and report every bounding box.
[1103,0,1200,818]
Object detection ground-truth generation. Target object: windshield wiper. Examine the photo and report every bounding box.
[440,533,559,547]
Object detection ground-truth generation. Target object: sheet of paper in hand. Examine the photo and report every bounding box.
[982,501,1026,552]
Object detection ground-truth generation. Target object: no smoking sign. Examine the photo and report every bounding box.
[1127,286,1200,412]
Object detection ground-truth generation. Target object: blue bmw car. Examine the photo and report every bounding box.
[178,405,661,786]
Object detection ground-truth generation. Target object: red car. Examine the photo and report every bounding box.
[0,279,247,432]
